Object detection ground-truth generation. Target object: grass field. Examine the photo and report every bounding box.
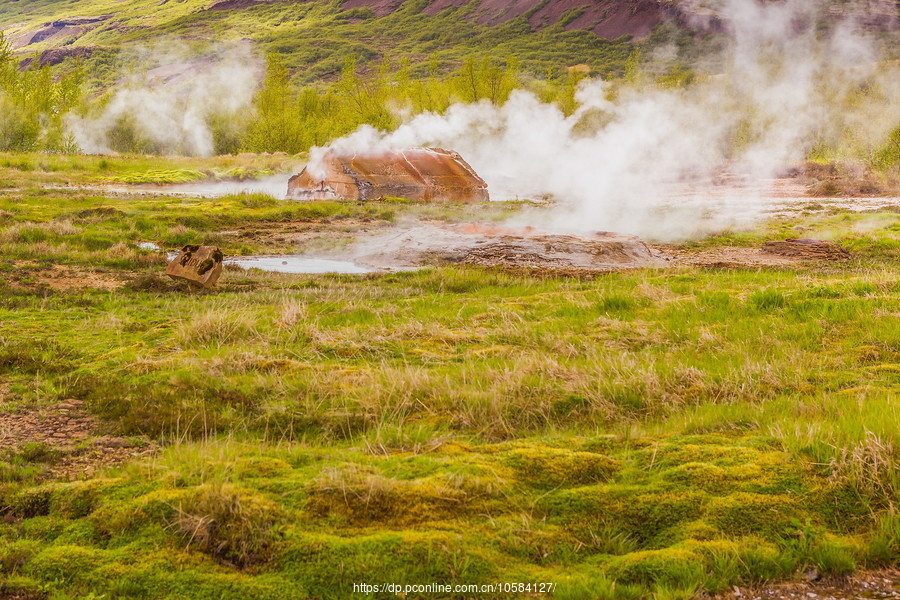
[1,154,900,599]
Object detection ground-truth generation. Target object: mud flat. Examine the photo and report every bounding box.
[348,223,665,272]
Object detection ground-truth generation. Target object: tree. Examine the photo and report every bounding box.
[244,53,306,153]
[0,32,84,152]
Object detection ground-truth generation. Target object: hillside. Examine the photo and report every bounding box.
[3,0,897,88]
[0,0,708,86]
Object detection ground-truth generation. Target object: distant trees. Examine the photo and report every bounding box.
[455,56,519,104]
[243,54,307,154]
[241,53,521,154]
[0,35,530,156]
[0,32,83,152]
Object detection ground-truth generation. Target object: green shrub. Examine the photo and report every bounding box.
[811,539,857,576]
[868,511,900,565]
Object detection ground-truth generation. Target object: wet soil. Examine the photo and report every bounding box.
[349,223,665,271]
[761,239,851,261]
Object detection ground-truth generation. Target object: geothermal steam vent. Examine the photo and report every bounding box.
[288,148,489,202]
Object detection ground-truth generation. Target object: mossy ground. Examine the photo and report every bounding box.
[1,154,900,599]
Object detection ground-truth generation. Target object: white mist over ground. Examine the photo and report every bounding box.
[163,175,293,199]
[67,43,262,157]
[312,0,900,240]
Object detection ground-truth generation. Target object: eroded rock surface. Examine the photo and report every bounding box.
[288,148,489,202]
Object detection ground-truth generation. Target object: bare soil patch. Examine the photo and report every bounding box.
[349,223,664,271]
[655,245,807,268]
[34,264,124,291]
[761,239,851,261]
[718,569,900,600]
[0,399,157,479]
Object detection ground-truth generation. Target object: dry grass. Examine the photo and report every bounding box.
[169,481,281,568]
[175,308,261,348]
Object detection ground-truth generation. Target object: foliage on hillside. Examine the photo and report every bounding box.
[0,0,644,85]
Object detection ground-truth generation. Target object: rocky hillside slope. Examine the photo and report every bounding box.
[0,0,896,83]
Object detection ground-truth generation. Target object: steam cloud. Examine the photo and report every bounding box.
[67,43,263,157]
[312,0,900,240]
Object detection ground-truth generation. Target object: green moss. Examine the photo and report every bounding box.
[280,531,501,598]
[504,445,620,488]
[539,486,709,546]
[168,482,283,568]
[306,466,476,526]
[8,486,53,518]
[0,539,41,576]
[25,544,104,585]
[706,493,801,537]
[109,169,207,185]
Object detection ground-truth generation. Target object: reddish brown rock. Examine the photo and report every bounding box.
[165,245,224,288]
[287,147,489,202]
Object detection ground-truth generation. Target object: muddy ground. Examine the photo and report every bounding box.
[186,172,890,274]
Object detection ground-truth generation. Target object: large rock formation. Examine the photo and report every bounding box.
[287,148,490,202]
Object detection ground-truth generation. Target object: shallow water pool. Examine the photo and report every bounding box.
[224,256,372,274]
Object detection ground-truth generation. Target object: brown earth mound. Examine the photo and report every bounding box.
[377,0,685,39]
[343,0,405,17]
[761,238,851,260]
[8,16,109,51]
[288,148,489,202]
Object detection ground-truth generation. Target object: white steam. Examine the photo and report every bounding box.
[67,43,263,157]
[311,0,900,240]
